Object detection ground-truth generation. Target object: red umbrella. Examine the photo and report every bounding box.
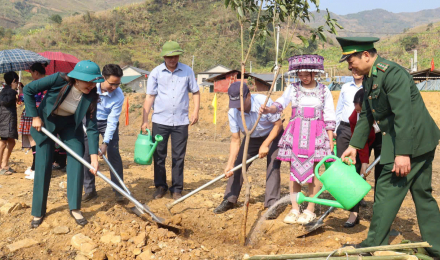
[38,51,80,75]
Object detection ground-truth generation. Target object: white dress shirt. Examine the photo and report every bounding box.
[335,80,363,132]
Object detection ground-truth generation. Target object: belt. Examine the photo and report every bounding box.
[339,121,350,127]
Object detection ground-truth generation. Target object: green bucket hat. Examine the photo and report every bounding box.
[67,60,104,83]
[336,37,380,63]
[160,41,184,57]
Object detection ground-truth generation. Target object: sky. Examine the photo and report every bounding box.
[318,0,440,15]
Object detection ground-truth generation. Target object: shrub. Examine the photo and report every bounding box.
[401,36,419,51]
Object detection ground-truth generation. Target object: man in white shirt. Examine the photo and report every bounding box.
[334,71,363,157]
[213,82,284,219]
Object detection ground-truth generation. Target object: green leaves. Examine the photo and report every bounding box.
[225,0,230,8]
[237,6,244,17]
[298,35,309,48]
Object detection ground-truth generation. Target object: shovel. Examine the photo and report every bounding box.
[298,155,381,237]
[166,155,259,214]
[41,127,167,225]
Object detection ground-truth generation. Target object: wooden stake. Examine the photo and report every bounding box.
[247,242,431,260]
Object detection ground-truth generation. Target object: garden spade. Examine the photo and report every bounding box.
[297,155,381,237]
[41,127,180,230]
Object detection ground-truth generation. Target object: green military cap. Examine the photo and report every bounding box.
[160,41,184,57]
[336,37,380,62]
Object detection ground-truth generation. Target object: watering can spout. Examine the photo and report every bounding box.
[146,134,163,162]
[297,192,345,209]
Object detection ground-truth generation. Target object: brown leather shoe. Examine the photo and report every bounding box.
[171,192,182,200]
[153,187,167,199]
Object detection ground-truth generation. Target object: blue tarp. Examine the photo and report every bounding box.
[416,80,440,91]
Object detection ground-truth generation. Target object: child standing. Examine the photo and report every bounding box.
[0,71,20,175]
[260,55,336,224]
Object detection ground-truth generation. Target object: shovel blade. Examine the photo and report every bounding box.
[296,219,325,237]
[130,205,181,233]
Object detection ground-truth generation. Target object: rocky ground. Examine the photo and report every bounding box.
[1,92,440,260]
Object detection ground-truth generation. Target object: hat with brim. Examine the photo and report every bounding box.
[160,41,184,57]
[336,37,380,63]
[67,60,104,83]
[228,81,250,108]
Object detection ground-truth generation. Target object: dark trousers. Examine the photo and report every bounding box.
[54,147,67,168]
[360,150,440,257]
[152,123,188,193]
[83,120,123,193]
[32,115,84,217]
[224,132,282,208]
[350,132,383,213]
[336,123,351,157]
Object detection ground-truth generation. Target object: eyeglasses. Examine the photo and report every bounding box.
[106,80,121,88]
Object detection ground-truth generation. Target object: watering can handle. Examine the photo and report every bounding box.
[140,128,151,136]
[314,155,353,181]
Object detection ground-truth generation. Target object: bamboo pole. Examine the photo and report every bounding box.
[247,242,430,260]
[248,255,417,260]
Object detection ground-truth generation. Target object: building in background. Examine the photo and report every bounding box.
[121,66,150,92]
[197,65,231,92]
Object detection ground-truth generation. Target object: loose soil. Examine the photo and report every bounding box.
[1,91,439,260]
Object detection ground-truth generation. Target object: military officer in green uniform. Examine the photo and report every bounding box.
[23,60,103,228]
[338,37,440,257]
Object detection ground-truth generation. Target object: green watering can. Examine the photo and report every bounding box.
[134,129,164,165]
[324,139,337,169]
[297,155,372,210]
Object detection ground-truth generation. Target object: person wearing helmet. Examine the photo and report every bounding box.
[23,60,104,228]
[141,41,200,200]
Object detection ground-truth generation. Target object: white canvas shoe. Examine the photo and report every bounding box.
[283,209,300,224]
[297,210,316,225]
[25,171,35,180]
[25,167,32,175]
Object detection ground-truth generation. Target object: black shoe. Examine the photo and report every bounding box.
[171,191,182,200]
[30,215,45,229]
[69,211,88,227]
[153,187,167,199]
[265,206,284,220]
[213,200,235,214]
[115,193,127,204]
[343,216,360,228]
[359,199,367,207]
[82,190,98,202]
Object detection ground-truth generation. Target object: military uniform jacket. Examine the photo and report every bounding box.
[350,55,440,164]
[23,73,99,155]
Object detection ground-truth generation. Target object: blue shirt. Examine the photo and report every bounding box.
[146,62,199,126]
[228,94,280,138]
[97,83,125,144]
[335,80,362,132]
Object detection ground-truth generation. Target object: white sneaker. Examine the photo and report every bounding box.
[283,209,300,224]
[25,167,32,175]
[297,210,316,225]
[25,171,35,180]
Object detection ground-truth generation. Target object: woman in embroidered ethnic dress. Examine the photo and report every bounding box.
[260,55,336,224]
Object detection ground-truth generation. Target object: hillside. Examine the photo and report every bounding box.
[0,0,144,29]
[0,0,319,74]
[309,8,440,36]
[316,21,440,76]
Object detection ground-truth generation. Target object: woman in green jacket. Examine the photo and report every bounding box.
[23,60,104,228]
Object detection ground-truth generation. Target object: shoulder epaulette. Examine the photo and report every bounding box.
[376,62,390,72]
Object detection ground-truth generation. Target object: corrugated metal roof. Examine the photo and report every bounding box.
[121,75,142,84]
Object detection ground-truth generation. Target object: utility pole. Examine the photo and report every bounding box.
[250,61,252,73]
[274,24,280,72]
[191,55,195,70]
[414,50,418,72]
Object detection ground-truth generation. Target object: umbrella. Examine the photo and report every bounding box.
[0,49,50,74]
[38,51,80,75]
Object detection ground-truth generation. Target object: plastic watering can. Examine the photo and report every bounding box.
[134,129,163,165]
[324,138,337,169]
[296,155,372,210]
